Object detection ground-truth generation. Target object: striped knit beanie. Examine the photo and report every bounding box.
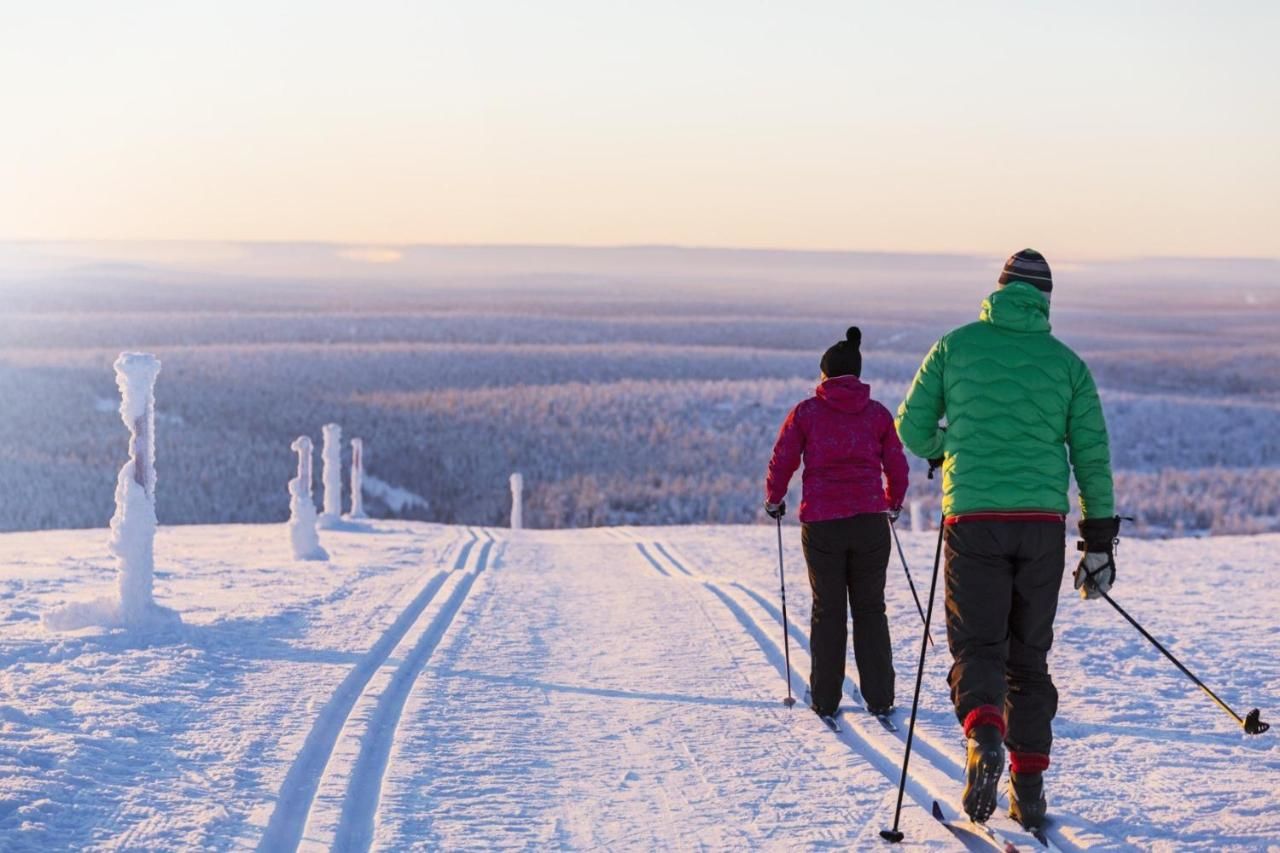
[998,249,1052,296]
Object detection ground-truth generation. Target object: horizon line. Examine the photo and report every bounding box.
[3,238,1278,266]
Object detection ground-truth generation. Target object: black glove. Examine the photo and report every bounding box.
[1078,516,1121,552]
[927,427,946,480]
[1073,516,1122,600]
[765,500,786,520]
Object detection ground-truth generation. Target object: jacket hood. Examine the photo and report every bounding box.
[815,375,871,414]
[980,282,1051,333]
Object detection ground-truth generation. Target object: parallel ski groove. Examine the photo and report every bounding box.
[935,801,1021,852]
[261,528,495,853]
[451,528,480,570]
[634,544,671,577]
[649,541,1104,853]
[466,539,494,574]
[651,542,694,577]
[728,577,1087,850]
[700,582,986,848]
[333,543,492,852]
[257,568,453,852]
[731,580,976,786]
[437,527,473,570]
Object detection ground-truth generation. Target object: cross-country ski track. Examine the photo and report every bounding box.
[3,521,1278,850]
[261,528,495,852]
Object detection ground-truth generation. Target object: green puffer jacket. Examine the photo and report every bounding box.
[896,282,1115,519]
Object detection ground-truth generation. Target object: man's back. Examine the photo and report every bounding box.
[896,282,1114,519]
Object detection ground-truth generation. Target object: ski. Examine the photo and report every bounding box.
[803,688,841,732]
[1018,818,1060,851]
[869,710,899,732]
[931,801,1020,853]
[998,818,1057,851]
[1005,811,1060,849]
[1031,828,1054,850]
[974,820,1022,853]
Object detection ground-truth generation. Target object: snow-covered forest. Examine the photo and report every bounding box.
[1,244,1277,535]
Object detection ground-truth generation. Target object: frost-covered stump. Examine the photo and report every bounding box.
[289,436,329,561]
[510,472,524,530]
[44,353,181,631]
[346,438,367,520]
[317,423,343,529]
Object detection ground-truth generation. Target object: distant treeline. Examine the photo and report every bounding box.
[2,306,1278,537]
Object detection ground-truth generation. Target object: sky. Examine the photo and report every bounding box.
[2,1,1278,260]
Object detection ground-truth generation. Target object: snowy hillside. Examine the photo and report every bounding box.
[4,249,1279,535]
[2,521,1277,850]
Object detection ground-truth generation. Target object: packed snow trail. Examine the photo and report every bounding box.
[663,525,1280,851]
[2,522,1278,850]
[627,535,1096,851]
[370,528,959,850]
[262,528,495,852]
[329,533,493,850]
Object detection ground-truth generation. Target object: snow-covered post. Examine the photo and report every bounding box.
[509,472,523,530]
[44,352,180,631]
[317,423,342,529]
[347,437,367,519]
[288,436,328,561]
[112,353,163,624]
[910,500,926,533]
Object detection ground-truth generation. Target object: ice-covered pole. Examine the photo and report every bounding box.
[318,423,342,528]
[112,353,161,622]
[510,472,523,530]
[348,438,367,519]
[910,500,926,533]
[288,436,328,561]
[43,353,180,632]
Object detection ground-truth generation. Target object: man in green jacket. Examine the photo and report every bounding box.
[896,249,1122,831]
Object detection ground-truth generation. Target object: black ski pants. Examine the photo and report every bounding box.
[801,513,894,714]
[944,520,1066,758]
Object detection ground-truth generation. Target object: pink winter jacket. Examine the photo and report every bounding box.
[765,376,910,523]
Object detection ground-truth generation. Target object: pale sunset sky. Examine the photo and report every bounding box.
[2,1,1277,260]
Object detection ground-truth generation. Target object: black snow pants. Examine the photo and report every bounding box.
[944,519,1066,762]
[801,513,894,715]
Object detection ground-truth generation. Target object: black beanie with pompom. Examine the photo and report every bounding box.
[821,327,862,379]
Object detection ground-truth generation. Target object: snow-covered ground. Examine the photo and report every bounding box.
[2,521,1277,850]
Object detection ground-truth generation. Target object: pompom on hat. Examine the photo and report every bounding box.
[820,326,862,379]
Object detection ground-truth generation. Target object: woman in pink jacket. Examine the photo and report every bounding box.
[764,327,910,720]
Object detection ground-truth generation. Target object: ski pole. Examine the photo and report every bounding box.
[1100,591,1269,735]
[888,516,933,647]
[775,515,797,708]
[881,512,946,844]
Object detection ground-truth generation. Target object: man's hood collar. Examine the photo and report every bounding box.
[980,282,1052,333]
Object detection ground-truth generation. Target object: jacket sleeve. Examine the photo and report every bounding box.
[765,405,805,504]
[1065,359,1116,519]
[880,406,910,509]
[895,339,947,460]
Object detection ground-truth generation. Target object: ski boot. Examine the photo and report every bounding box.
[803,685,837,718]
[803,686,840,730]
[1008,770,1047,830]
[961,724,1005,823]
